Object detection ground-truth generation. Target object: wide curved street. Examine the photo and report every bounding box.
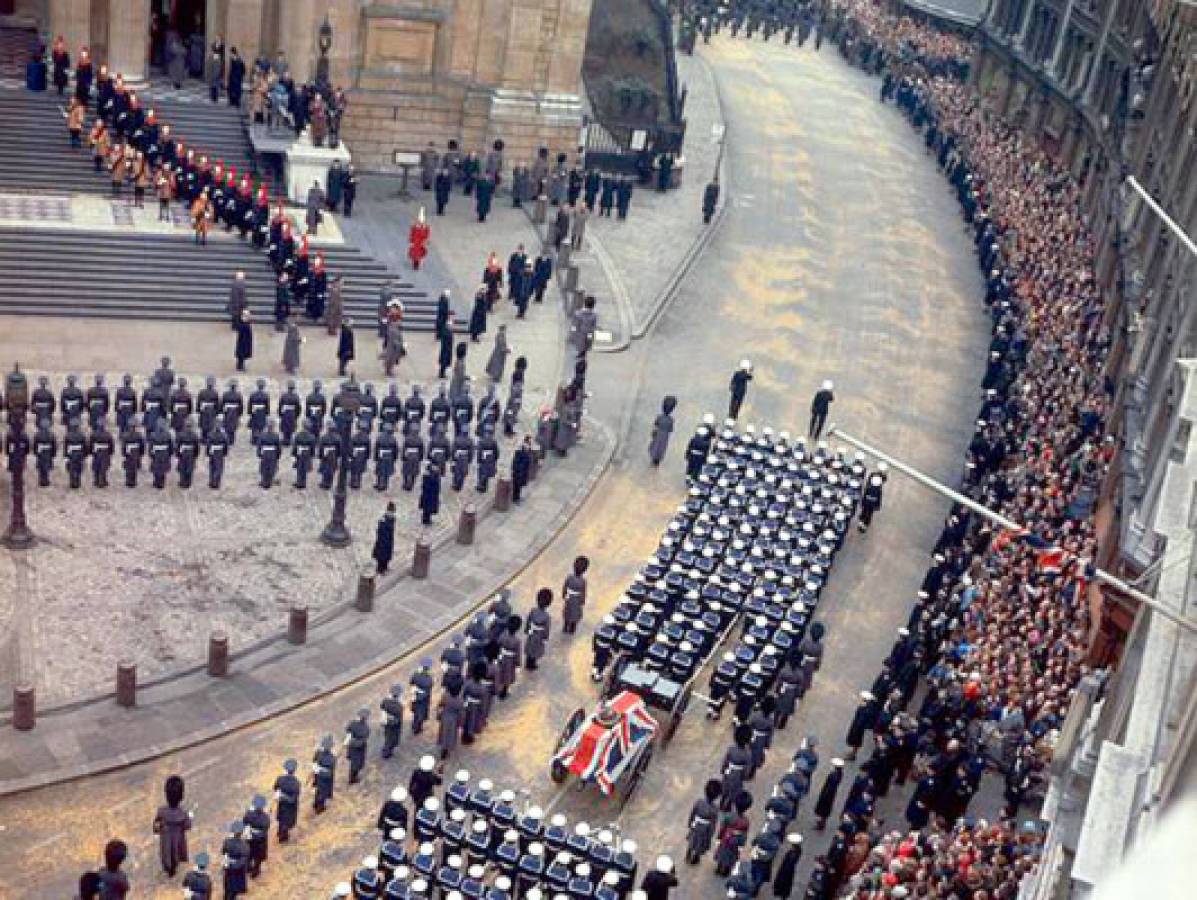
[0,36,989,897]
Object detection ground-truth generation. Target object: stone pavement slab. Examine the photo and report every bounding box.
[584,47,727,334]
[0,417,613,796]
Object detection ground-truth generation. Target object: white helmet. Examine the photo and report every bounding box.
[740,359,752,371]
[655,854,674,873]
[390,786,408,802]
[822,379,833,390]
[419,754,436,771]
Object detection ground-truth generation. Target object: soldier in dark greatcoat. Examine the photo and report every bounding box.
[344,707,371,784]
[312,734,337,813]
[120,415,144,487]
[272,758,302,842]
[63,418,87,489]
[685,779,723,864]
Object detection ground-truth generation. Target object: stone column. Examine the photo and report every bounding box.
[223,0,264,67]
[278,0,314,82]
[1049,0,1076,77]
[49,0,90,60]
[107,0,151,85]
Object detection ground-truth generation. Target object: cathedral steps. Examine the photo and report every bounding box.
[0,87,257,195]
[0,228,436,328]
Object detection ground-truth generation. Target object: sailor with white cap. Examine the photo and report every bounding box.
[377,785,410,837]
[845,690,878,760]
[639,855,678,899]
[352,855,381,898]
[728,360,753,420]
[409,754,442,809]
[809,379,834,440]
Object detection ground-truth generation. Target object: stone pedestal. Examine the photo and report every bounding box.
[411,535,431,579]
[494,476,512,511]
[207,632,229,677]
[285,130,352,204]
[457,504,477,545]
[12,683,35,731]
[288,605,308,644]
[355,565,376,612]
[115,660,137,707]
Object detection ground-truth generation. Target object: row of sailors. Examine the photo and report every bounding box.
[586,438,865,688]
[18,374,509,444]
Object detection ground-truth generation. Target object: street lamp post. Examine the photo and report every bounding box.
[3,364,34,550]
[320,382,360,548]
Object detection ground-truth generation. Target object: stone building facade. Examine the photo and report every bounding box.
[14,0,592,168]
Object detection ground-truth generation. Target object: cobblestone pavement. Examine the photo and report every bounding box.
[0,372,524,706]
[0,34,995,897]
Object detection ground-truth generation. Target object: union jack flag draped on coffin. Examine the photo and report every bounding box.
[553,691,659,795]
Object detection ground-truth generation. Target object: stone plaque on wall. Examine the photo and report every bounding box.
[364,18,438,76]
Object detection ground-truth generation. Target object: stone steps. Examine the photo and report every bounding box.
[0,87,258,195]
[0,227,437,328]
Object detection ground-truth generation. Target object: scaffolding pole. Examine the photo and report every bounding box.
[826,424,1197,634]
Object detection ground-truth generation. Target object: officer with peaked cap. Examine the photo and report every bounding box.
[182,850,212,898]
[86,373,110,430]
[345,707,371,784]
[278,379,301,445]
[247,378,271,444]
[114,374,137,433]
[220,819,249,898]
[196,375,219,438]
[170,376,194,433]
[220,378,244,446]
[380,684,405,758]
[60,374,85,425]
[312,734,337,813]
[175,415,200,488]
[88,418,115,487]
[257,417,282,488]
[62,417,87,489]
[243,794,271,877]
[410,659,434,734]
[272,758,301,842]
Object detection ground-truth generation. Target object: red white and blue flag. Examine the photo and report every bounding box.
[554,690,658,795]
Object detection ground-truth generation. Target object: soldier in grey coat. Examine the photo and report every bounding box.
[561,555,589,634]
[485,325,509,383]
[449,342,469,402]
[383,319,405,376]
[524,588,553,669]
[283,320,303,374]
[649,395,677,466]
[436,683,464,760]
[719,725,754,811]
[685,779,723,864]
[496,614,522,699]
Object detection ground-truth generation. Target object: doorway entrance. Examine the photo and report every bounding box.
[151,0,206,77]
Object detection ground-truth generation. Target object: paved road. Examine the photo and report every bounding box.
[0,36,988,897]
